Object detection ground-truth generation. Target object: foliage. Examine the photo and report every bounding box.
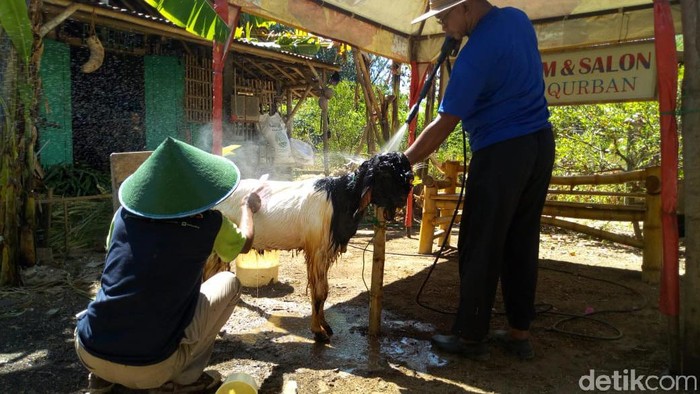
[47,198,112,255]
[550,102,662,176]
[235,15,341,57]
[42,164,111,197]
[143,0,229,42]
[0,0,33,61]
[291,81,368,165]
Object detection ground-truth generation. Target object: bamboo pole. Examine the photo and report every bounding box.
[542,204,645,222]
[320,70,329,175]
[369,207,386,337]
[642,166,662,283]
[437,161,460,247]
[62,200,69,257]
[418,186,437,254]
[550,169,647,186]
[353,51,376,154]
[422,174,454,190]
[548,190,647,198]
[541,217,644,248]
[39,2,79,38]
[286,85,312,131]
[37,194,112,204]
[391,61,400,133]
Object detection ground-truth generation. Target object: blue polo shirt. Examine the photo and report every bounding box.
[439,6,551,152]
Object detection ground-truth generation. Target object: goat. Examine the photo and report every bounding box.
[206,152,413,342]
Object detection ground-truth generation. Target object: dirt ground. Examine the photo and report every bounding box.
[0,221,681,393]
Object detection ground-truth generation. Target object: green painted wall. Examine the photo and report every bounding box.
[39,39,72,166]
[144,56,184,148]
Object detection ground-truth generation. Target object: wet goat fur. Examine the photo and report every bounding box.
[315,151,413,250]
[206,152,413,341]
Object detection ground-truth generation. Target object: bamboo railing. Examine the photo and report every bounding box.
[417,161,663,283]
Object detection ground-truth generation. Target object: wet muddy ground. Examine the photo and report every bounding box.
[0,222,673,393]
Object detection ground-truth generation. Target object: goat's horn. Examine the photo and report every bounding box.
[353,186,372,220]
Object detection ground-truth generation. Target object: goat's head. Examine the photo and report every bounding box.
[356,152,414,220]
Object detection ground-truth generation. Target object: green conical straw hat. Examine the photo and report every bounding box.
[119,137,240,219]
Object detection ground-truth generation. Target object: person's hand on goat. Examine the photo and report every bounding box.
[243,192,261,214]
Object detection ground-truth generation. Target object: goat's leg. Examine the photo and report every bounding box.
[307,252,332,342]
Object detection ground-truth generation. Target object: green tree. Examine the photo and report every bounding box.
[550,102,662,176]
[292,80,368,166]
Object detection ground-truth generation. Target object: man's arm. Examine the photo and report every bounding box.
[238,192,261,254]
[403,112,461,165]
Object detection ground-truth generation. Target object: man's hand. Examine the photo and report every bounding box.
[243,192,261,214]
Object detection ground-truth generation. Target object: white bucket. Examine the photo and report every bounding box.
[216,372,258,394]
[235,250,280,288]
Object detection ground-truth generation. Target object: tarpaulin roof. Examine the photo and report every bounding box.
[228,0,682,62]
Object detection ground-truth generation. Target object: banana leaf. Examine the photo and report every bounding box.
[0,0,32,62]
[143,0,230,43]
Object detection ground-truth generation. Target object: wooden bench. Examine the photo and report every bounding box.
[109,151,153,211]
[417,160,663,283]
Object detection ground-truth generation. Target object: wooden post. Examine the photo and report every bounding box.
[418,186,437,254]
[680,0,700,376]
[369,207,386,337]
[109,152,153,211]
[62,200,69,257]
[437,161,460,247]
[320,70,330,175]
[643,166,662,283]
[391,61,400,133]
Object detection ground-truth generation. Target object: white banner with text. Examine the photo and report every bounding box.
[542,42,657,105]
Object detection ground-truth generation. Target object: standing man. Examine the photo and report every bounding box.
[407,0,554,360]
[75,137,261,391]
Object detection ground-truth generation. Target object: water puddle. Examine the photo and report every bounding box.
[224,300,447,372]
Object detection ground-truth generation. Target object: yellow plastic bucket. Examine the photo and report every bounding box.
[235,250,279,288]
[216,372,258,394]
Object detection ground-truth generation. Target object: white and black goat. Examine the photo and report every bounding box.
[206,152,413,342]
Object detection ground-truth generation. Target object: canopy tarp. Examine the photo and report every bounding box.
[226,0,682,62]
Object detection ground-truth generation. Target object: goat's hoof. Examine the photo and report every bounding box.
[323,324,334,337]
[313,331,331,343]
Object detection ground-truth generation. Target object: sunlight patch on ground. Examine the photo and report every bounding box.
[0,350,49,368]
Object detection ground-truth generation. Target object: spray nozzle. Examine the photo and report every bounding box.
[440,36,460,58]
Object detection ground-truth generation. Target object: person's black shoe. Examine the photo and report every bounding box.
[431,334,490,361]
[491,330,534,360]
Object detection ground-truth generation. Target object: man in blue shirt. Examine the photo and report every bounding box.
[406,0,554,361]
[75,137,261,391]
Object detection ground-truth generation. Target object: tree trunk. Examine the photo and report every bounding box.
[681,0,700,376]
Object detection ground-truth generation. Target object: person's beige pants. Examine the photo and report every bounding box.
[75,272,241,389]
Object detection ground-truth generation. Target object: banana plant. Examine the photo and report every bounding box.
[143,0,230,42]
[0,0,37,286]
[0,0,32,62]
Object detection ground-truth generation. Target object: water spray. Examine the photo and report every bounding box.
[382,36,460,153]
